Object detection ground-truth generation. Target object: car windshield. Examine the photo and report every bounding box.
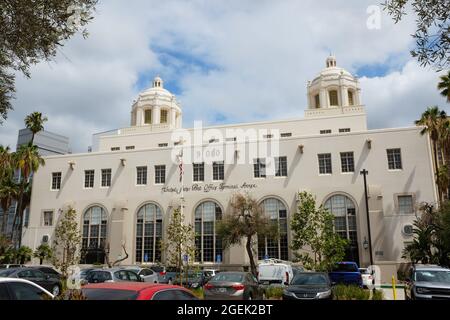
[0,269,15,277]
[292,274,329,286]
[212,273,244,282]
[82,289,138,300]
[415,270,450,283]
[332,264,358,272]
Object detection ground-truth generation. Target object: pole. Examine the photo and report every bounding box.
[392,275,397,300]
[360,169,374,267]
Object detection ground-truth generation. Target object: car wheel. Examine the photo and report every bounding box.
[52,285,60,296]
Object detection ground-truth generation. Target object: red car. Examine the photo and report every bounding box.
[81,282,199,300]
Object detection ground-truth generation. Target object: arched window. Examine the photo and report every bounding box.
[329,90,339,106]
[160,109,168,124]
[136,203,163,263]
[258,198,288,260]
[195,201,222,263]
[144,109,152,124]
[314,94,320,108]
[324,195,359,263]
[82,206,107,250]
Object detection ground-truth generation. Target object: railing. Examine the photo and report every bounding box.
[304,105,365,117]
[118,124,172,135]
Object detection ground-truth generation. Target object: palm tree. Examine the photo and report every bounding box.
[24,112,48,145]
[12,143,45,246]
[0,178,19,235]
[0,146,13,180]
[416,107,448,204]
[438,71,450,103]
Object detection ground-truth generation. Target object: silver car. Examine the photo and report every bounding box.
[204,272,264,300]
[84,268,142,284]
[405,265,450,300]
[121,266,159,283]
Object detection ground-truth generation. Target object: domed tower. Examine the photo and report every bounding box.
[306,56,363,117]
[130,76,182,129]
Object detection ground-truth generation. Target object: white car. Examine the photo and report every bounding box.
[0,278,54,300]
[257,259,294,286]
[121,266,159,283]
[359,268,375,288]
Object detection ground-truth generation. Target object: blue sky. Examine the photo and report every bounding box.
[0,0,448,152]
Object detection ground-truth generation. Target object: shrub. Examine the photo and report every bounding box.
[332,285,370,300]
[265,286,284,300]
[372,289,384,300]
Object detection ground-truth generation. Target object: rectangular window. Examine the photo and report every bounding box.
[387,148,403,170]
[280,133,292,138]
[320,129,332,134]
[209,138,219,143]
[398,195,414,214]
[111,147,120,151]
[329,90,338,106]
[158,143,168,147]
[213,162,224,181]
[126,146,135,150]
[144,109,152,124]
[51,172,61,190]
[136,166,147,185]
[339,128,351,133]
[43,211,53,227]
[318,154,332,174]
[315,94,320,108]
[263,134,274,139]
[348,91,354,106]
[160,110,168,123]
[84,170,94,188]
[275,156,288,177]
[253,158,266,178]
[155,165,166,184]
[226,137,237,142]
[101,169,112,187]
[193,163,205,182]
[340,152,355,173]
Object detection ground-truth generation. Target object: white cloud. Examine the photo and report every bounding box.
[0,0,447,153]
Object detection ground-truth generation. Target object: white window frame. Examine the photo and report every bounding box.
[318,153,332,175]
[101,169,112,188]
[84,170,95,189]
[155,165,166,184]
[51,172,62,191]
[136,166,148,186]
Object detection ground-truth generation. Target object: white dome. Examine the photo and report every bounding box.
[311,57,354,85]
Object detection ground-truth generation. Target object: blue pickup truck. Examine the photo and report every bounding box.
[329,262,363,287]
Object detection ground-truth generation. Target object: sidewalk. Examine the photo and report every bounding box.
[380,287,405,300]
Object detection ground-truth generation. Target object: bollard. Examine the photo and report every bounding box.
[392,275,397,300]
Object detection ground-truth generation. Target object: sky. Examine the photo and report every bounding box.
[0,0,449,153]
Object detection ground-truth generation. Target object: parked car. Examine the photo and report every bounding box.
[257,259,293,286]
[329,262,362,287]
[0,278,54,300]
[81,282,198,300]
[0,267,61,296]
[204,272,264,300]
[292,266,305,279]
[172,271,206,288]
[149,265,167,283]
[121,266,158,283]
[359,268,374,289]
[203,269,220,283]
[0,264,25,269]
[84,268,142,284]
[404,265,450,300]
[29,266,61,280]
[282,272,332,300]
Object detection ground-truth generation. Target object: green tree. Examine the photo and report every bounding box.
[217,193,278,276]
[415,106,448,204]
[0,0,98,123]
[12,143,45,245]
[383,0,450,70]
[438,71,450,102]
[0,177,19,235]
[0,145,14,180]
[291,192,348,271]
[52,207,81,283]
[16,246,33,264]
[0,235,13,263]
[34,243,53,265]
[24,112,48,144]
[163,207,196,284]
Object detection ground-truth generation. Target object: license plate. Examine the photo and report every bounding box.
[218,288,226,293]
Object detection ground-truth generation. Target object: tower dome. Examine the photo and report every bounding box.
[306,56,361,111]
[130,76,182,129]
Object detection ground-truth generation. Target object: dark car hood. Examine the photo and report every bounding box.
[287,285,330,293]
[415,281,450,289]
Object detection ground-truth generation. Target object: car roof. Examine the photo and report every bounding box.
[82,282,186,292]
[0,278,55,298]
[414,265,449,271]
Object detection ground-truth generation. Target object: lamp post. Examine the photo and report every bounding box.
[360,169,374,267]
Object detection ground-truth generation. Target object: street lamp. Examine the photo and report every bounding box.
[360,169,374,266]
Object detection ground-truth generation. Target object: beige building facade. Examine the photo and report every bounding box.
[23,57,438,278]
